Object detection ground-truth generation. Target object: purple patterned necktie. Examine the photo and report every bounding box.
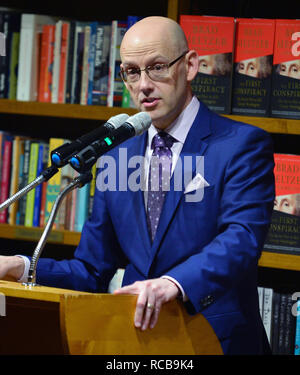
[146,132,177,242]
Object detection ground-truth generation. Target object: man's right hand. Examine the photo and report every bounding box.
[0,256,25,281]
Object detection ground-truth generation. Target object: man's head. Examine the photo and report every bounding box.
[120,16,199,129]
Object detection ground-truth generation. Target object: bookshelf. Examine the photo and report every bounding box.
[0,99,299,135]
[0,0,299,275]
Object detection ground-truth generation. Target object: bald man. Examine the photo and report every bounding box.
[0,17,275,354]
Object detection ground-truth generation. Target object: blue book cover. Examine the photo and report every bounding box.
[33,142,49,227]
[75,182,90,231]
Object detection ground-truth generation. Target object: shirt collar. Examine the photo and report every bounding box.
[147,96,200,148]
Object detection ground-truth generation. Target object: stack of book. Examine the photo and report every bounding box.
[0,10,139,108]
[258,287,300,355]
[2,11,300,117]
[0,132,96,232]
[180,15,300,118]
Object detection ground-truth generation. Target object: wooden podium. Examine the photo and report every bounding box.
[0,280,223,355]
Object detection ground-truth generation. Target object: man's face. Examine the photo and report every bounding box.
[120,39,190,129]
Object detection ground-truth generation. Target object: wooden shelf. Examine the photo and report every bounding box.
[0,99,299,134]
[0,223,80,246]
[224,114,300,135]
[258,251,300,272]
[0,99,137,121]
[0,223,299,271]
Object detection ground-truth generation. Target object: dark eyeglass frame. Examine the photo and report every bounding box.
[120,50,189,82]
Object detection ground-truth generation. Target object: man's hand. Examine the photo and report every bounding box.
[113,278,180,331]
[0,256,25,281]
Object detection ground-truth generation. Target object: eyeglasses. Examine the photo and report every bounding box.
[120,51,189,83]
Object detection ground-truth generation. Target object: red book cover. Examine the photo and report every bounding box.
[271,19,300,119]
[38,25,55,102]
[232,18,275,116]
[264,154,300,255]
[58,22,70,103]
[180,15,235,114]
[0,140,13,223]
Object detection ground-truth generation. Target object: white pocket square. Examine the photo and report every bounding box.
[184,173,210,194]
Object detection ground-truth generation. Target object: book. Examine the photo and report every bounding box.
[51,20,62,103]
[0,135,13,223]
[271,19,300,119]
[87,21,98,105]
[38,24,55,102]
[17,13,56,101]
[80,23,91,105]
[8,135,24,225]
[58,21,70,103]
[107,20,127,107]
[44,138,65,227]
[8,29,20,99]
[70,21,87,104]
[33,142,48,227]
[24,142,39,227]
[232,18,275,117]
[74,181,90,231]
[295,299,300,355]
[17,138,31,225]
[258,287,298,354]
[264,153,300,255]
[0,11,21,99]
[65,20,76,104]
[91,22,111,106]
[180,15,235,114]
[262,287,273,345]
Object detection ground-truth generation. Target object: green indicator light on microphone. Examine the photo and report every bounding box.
[104,137,113,146]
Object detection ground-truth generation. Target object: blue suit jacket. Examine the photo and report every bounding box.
[36,103,275,354]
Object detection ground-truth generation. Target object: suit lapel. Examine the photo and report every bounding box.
[149,104,212,262]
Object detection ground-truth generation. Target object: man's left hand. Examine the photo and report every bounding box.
[113,278,180,330]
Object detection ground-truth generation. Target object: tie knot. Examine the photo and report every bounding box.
[151,132,176,150]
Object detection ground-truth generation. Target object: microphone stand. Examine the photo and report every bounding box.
[0,165,59,212]
[23,171,93,287]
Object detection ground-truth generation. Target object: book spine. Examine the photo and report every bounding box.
[0,13,5,98]
[73,31,85,104]
[271,291,281,354]
[17,139,31,225]
[80,24,91,105]
[75,182,90,231]
[8,31,20,99]
[294,299,300,355]
[262,287,273,346]
[44,138,64,227]
[38,25,50,102]
[0,139,12,223]
[51,20,62,103]
[87,22,98,105]
[65,21,75,104]
[24,142,39,227]
[16,24,33,101]
[8,136,23,225]
[107,20,117,107]
[88,163,97,216]
[92,23,111,106]
[33,143,48,227]
[58,22,69,103]
[4,12,21,99]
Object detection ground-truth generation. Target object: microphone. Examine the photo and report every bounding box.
[51,113,129,167]
[70,111,152,172]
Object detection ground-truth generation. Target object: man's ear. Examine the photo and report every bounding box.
[185,50,199,82]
